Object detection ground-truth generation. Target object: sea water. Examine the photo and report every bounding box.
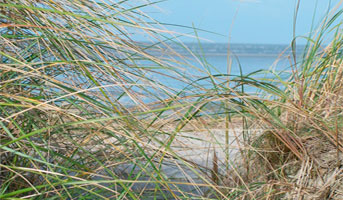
[149,43,299,92]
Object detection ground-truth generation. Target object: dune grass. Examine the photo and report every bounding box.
[1,0,343,199]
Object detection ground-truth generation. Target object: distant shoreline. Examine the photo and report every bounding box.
[145,42,304,58]
[150,52,295,57]
[182,53,292,57]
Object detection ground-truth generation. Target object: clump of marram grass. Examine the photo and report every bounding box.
[1,0,272,199]
[0,0,214,199]
[218,6,343,199]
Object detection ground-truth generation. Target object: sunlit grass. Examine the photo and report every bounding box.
[1,0,343,199]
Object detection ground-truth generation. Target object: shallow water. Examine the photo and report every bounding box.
[149,54,293,93]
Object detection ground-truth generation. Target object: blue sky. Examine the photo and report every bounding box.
[145,0,341,44]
